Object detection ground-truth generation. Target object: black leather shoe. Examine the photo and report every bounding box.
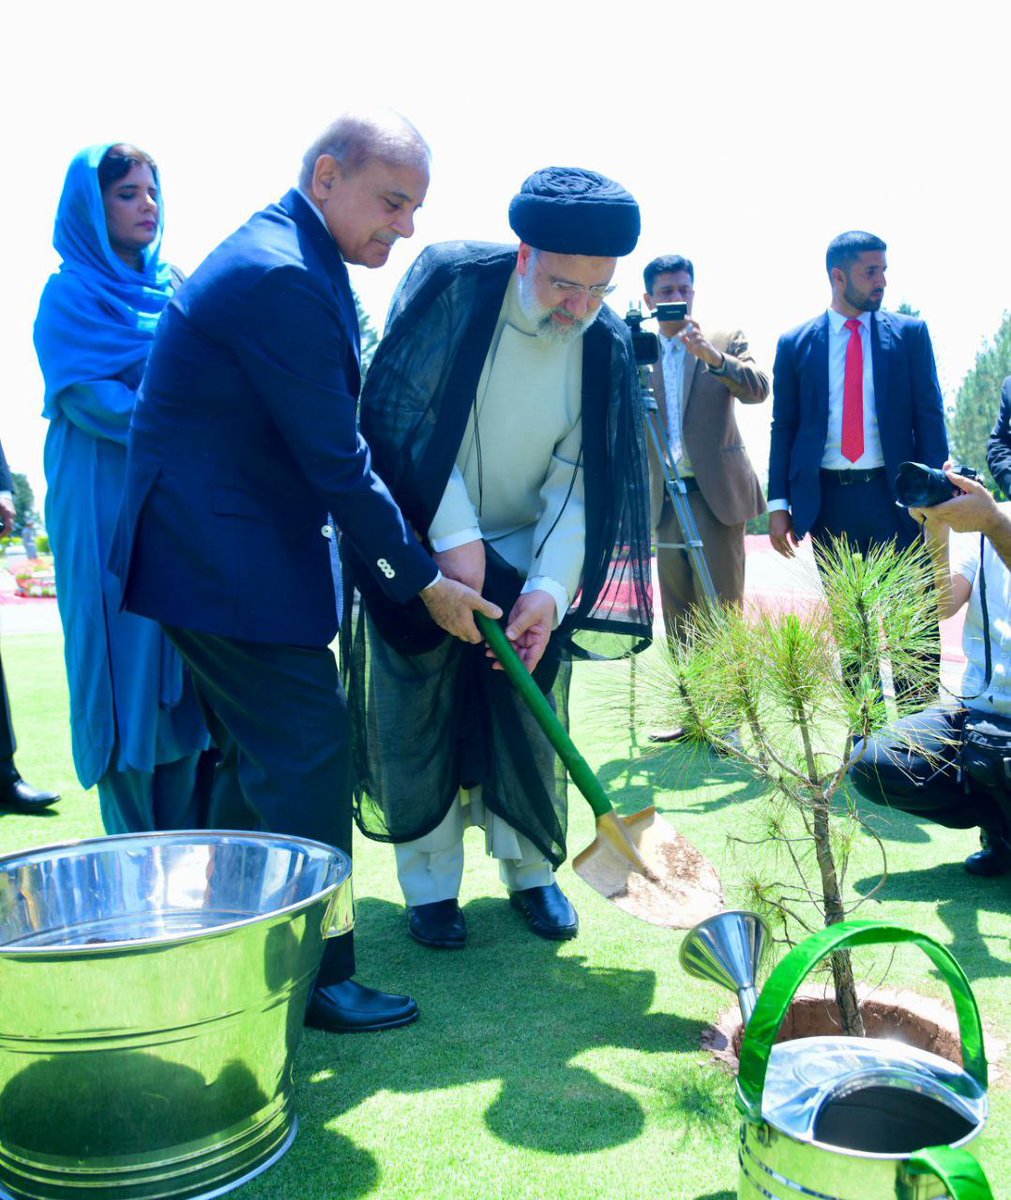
[304,979,419,1033]
[0,775,60,813]
[407,899,466,949]
[509,882,579,940]
[964,829,1011,877]
[647,727,687,744]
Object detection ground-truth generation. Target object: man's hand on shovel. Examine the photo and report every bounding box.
[420,576,502,644]
[487,590,556,673]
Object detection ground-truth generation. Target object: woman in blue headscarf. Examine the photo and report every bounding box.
[34,143,209,833]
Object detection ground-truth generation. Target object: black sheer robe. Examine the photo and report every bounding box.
[341,242,652,866]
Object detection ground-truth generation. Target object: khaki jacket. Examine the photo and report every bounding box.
[647,329,769,529]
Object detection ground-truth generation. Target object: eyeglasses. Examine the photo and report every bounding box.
[547,276,617,301]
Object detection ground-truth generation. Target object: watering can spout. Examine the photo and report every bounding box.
[679,910,770,1026]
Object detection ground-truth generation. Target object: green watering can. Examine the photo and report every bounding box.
[734,920,993,1199]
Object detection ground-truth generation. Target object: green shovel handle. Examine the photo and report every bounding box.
[908,1145,994,1199]
[736,920,987,1122]
[475,612,613,820]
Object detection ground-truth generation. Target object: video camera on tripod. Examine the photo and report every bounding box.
[625,300,718,609]
[624,301,688,368]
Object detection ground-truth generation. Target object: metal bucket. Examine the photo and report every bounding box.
[736,920,994,1200]
[0,831,354,1200]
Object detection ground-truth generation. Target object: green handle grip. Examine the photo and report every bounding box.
[475,612,614,819]
[907,1146,994,1200]
[736,919,987,1122]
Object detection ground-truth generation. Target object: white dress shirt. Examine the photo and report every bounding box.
[769,308,883,513]
[659,333,693,476]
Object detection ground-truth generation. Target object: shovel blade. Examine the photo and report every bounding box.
[572,807,723,929]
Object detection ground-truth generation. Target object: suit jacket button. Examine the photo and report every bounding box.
[321,524,334,539]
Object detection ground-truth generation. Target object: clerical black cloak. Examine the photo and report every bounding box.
[342,241,652,866]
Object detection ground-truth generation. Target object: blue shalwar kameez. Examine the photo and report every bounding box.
[33,144,208,832]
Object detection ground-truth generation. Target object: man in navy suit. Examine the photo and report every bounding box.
[768,230,947,562]
[113,111,500,1033]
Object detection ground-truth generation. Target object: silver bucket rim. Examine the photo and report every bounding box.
[0,828,351,958]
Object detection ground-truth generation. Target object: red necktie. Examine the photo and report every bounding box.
[841,318,864,463]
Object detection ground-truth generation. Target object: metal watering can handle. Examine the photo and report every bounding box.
[735,918,988,1123]
[907,1146,994,1200]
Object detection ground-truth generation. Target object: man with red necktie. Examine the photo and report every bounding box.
[767,230,947,560]
[766,230,947,700]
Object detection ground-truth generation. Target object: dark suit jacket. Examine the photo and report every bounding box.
[0,439,11,494]
[986,376,1011,497]
[647,330,768,529]
[767,310,948,540]
[113,190,435,646]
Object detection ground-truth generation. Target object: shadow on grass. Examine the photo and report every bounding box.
[854,863,1011,984]
[596,739,768,819]
[254,896,708,1195]
[691,1193,735,1200]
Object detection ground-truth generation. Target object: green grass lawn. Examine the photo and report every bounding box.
[1,632,1009,1199]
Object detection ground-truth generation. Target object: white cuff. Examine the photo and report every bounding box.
[430,527,482,553]
[522,576,569,627]
[766,498,790,512]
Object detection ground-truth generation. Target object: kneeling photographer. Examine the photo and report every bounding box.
[849,462,1011,876]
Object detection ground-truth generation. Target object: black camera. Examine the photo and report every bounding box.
[623,302,689,367]
[894,461,981,509]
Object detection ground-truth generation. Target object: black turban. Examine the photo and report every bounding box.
[508,167,640,258]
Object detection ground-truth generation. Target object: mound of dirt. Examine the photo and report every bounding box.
[702,985,1004,1078]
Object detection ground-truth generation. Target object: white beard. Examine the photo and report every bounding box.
[517,268,599,344]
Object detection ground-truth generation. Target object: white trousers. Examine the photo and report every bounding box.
[394,786,554,905]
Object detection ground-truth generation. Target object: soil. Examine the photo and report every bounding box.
[576,810,723,929]
[702,985,1005,1079]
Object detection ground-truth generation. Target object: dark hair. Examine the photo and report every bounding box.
[826,230,886,277]
[643,254,694,294]
[97,143,157,193]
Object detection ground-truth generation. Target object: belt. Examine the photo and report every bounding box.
[820,467,887,486]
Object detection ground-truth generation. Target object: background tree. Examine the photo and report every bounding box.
[948,310,1011,493]
[9,472,37,538]
[355,292,380,379]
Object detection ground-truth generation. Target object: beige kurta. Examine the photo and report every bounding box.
[398,275,587,889]
[427,274,586,610]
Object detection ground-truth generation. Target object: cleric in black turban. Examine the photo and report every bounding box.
[508,166,641,257]
[341,165,652,952]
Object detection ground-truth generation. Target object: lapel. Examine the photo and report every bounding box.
[810,313,830,427]
[650,356,668,432]
[682,350,699,417]
[278,189,360,363]
[871,311,891,426]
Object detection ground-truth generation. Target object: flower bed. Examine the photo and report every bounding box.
[14,558,57,598]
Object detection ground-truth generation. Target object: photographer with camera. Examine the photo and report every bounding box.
[850,465,1011,876]
[641,257,768,645]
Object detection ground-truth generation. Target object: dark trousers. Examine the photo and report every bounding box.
[850,704,1010,834]
[812,470,939,707]
[0,644,16,783]
[166,627,354,985]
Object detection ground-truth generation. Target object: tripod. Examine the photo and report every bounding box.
[639,363,719,609]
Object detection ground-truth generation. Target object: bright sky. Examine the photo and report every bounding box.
[4,0,1009,504]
